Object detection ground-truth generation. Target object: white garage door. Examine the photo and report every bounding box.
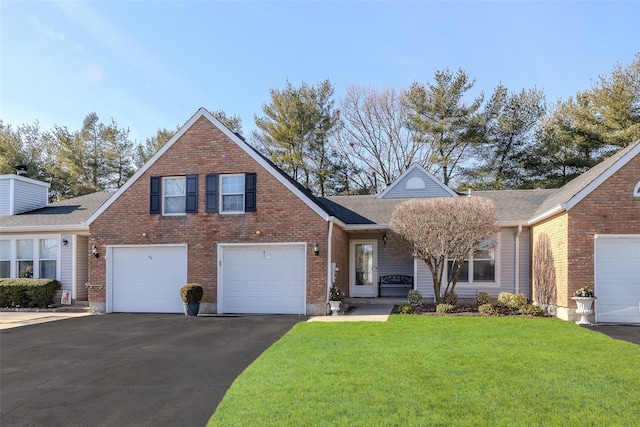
[595,235,640,324]
[220,244,306,314]
[110,245,187,313]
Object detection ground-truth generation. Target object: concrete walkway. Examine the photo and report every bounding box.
[0,311,93,330]
[308,304,394,322]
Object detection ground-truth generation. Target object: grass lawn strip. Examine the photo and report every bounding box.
[208,316,640,426]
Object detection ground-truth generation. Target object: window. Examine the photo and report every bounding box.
[39,239,57,280]
[17,239,34,278]
[163,177,186,215]
[0,240,9,278]
[634,181,640,197]
[447,246,496,285]
[221,175,245,213]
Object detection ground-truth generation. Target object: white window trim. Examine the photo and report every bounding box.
[634,181,640,197]
[162,176,187,216]
[445,235,500,287]
[220,174,245,215]
[0,236,61,280]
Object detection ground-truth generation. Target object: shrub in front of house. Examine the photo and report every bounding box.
[478,303,497,315]
[179,283,204,304]
[398,304,417,314]
[407,289,423,307]
[497,292,527,310]
[436,303,455,313]
[521,304,545,317]
[444,291,458,305]
[475,291,491,305]
[0,278,62,308]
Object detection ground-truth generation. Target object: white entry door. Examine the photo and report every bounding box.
[595,235,640,324]
[349,240,378,297]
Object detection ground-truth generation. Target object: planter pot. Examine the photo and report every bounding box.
[183,302,200,317]
[572,297,595,325]
[329,300,341,316]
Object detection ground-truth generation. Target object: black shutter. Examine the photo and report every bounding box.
[205,174,219,213]
[245,173,256,212]
[150,176,161,214]
[185,174,198,213]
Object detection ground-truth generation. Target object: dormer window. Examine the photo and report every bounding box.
[405,177,426,190]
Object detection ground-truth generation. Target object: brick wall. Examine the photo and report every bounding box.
[567,154,640,299]
[531,212,568,307]
[89,116,330,314]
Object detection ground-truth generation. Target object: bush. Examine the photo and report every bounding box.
[180,283,203,304]
[521,304,545,317]
[478,303,497,315]
[0,278,61,308]
[398,304,416,314]
[475,291,491,305]
[497,292,527,309]
[436,303,455,314]
[407,289,423,307]
[444,291,458,305]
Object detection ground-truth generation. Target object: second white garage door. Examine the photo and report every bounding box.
[109,245,187,313]
[219,244,306,314]
[595,235,640,324]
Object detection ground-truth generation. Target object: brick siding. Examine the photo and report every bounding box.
[89,116,329,314]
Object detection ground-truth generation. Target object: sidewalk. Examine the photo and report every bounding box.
[0,311,94,330]
[308,304,394,322]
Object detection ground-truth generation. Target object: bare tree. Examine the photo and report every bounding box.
[389,196,498,303]
[334,84,427,193]
[533,233,557,314]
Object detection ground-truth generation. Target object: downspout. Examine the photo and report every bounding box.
[515,224,522,294]
[326,217,334,303]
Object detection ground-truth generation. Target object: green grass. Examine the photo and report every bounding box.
[208,316,640,426]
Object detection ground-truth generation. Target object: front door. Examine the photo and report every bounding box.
[349,240,378,297]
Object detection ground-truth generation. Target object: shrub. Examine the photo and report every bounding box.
[436,303,455,313]
[521,304,545,317]
[444,291,458,305]
[478,303,497,315]
[0,278,61,308]
[180,283,203,304]
[407,289,423,307]
[475,291,491,305]
[398,304,416,314]
[329,287,345,301]
[497,292,527,309]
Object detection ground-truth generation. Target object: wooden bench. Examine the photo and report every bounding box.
[378,275,414,298]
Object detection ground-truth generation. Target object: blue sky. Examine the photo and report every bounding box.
[2,1,639,143]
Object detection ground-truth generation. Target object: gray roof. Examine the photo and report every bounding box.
[532,141,640,218]
[323,189,557,226]
[0,192,112,230]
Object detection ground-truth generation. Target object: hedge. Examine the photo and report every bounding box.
[0,278,62,308]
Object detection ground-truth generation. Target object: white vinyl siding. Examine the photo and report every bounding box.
[379,167,454,199]
[0,175,49,215]
[59,235,74,294]
[75,236,89,301]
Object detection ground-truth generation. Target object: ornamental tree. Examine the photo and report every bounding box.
[389,196,498,304]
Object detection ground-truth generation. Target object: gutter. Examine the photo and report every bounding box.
[515,224,522,294]
[326,217,335,303]
[527,205,565,226]
[0,225,90,233]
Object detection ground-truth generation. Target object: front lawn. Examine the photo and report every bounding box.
[208,316,640,426]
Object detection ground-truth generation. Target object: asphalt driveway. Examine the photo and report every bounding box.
[0,313,305,427]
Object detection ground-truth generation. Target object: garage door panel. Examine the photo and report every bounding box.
[595,237,640,324]
[111,246,186,313]
[221,244,306,315]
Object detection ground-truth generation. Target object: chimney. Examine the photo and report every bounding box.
[15,165,28,177]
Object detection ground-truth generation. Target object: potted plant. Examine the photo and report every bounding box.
[571,286,595,325]
[180,283,203,316]
[328,286,345,316]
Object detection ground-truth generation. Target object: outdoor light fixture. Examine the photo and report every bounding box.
[312,242,319,256]
[62,239,69,246]
[92,244,99,258]
[383,233,388,245]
